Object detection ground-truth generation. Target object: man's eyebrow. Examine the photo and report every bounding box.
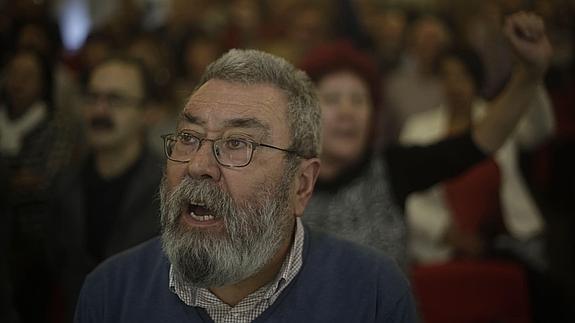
[179,114,271,137]
[224,118,271,137]
[179,113,204,125]
[223,117,268,129]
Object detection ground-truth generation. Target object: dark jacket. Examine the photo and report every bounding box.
[51,147,163,321]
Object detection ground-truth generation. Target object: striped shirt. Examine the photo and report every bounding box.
[169,218,304,323]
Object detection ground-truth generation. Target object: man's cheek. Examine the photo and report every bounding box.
[166,165,186,188]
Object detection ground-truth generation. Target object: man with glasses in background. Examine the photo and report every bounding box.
[74,49,418,322]
[51,55,163,321]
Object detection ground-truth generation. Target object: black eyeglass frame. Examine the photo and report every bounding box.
[161,132,303,168]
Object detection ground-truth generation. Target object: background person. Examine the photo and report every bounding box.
[400,47,553,265]
[50,55,163,321]
[299,12,552,268]
[0,49,74,323]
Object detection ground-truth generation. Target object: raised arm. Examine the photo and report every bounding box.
[386,12,553,207]
[515,85,555,149]
[472,12,552,153]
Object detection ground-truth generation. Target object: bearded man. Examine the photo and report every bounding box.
[73,49,418,322]
[74,10,552,321]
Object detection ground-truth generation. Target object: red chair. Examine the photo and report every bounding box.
[410,260,532,323]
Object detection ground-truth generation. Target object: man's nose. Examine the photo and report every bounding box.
[186,140,221,181]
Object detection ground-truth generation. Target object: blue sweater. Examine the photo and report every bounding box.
[75,228,418,322]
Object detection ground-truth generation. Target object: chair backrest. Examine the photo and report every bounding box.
[410,260,532,323]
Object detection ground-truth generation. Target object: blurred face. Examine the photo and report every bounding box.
[128,38,162,76]
[230,0,261,31]
[318,70,372,164]
[440,57,477,110]
[184,40,219,78]
[82,61,146,151]
[161,80,297,287]
[288,7,326,46]
[369,10,407,53]
[411,18,449,68]
[5,52,43,114]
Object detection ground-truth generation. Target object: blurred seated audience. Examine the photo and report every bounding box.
[400,47,553,266]
[0,159,18,323]
[383,13,452,144]
[298,10,551,269]
[261,1,334,64]
[530,1,575,319]
[50,55,163,321]
[127,31,177,156]
[172,30,223,108]
[365,6,408,74]
[0,49,74,323]
[400,46,556,323]
[13,17,84,136]
[75,30,115,76]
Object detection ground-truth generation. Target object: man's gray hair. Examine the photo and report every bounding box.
[196,49,321,159]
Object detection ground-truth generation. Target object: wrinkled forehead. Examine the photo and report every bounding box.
[180,80,290,139]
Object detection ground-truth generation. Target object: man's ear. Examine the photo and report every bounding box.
[293,158,321,217]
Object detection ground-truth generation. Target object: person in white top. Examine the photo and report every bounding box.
[400,47,554,266]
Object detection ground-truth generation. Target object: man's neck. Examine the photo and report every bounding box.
[95,140,143,179]
[209,230,294,306]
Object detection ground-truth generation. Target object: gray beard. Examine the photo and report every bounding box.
[159,171,294,288]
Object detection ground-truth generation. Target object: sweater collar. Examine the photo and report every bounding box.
[168,218,305,320]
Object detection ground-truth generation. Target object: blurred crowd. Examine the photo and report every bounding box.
[1,0,574,322]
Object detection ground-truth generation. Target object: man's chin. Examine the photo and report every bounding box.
[164,235,254,288]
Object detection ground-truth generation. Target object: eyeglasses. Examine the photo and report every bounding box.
[161,131,302,167]
[83,91,143,109]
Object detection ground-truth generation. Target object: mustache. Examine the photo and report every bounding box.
[160,176,236,224]
[89,116,115,130]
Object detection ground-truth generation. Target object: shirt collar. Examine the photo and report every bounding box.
[169,218,305,307]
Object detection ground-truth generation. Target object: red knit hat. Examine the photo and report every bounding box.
[299,40,383,147]
[298,40,381,108]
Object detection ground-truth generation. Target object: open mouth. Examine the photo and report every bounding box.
[187,202,218,222]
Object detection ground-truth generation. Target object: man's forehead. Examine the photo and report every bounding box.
[181,80,288,131]
[188,80,285,108]
[185,97,277,113]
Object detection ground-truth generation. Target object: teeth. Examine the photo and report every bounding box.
[189,211,215,222]
[191,201,205,207]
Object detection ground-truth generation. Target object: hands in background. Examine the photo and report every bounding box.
[504,11,552,80]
